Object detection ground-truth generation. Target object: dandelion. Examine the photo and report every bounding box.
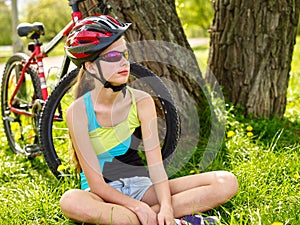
[271,222,283,225]
[246,125,253,131]
[57,164,67,172]
[294,173,299,179]
[1,137,6,146]
[189,169,200,174]
[247,132,254,137]
[227,130,235,138]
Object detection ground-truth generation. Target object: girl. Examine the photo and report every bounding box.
[60,15,238,225]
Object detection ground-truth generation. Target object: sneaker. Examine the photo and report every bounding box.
[180,215,219,225]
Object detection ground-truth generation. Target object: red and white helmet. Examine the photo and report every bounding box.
[65,15,131,67]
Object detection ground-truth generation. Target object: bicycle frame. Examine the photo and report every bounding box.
[8,1,84,119]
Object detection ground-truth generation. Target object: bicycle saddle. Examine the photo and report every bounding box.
[17,22,45,39]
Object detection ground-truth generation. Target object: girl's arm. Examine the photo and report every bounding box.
[66,99,157,225]
[137,91,174,225]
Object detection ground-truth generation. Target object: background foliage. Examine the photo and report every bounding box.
[22,0,71,42]
[0,1,12,45]
[176,0,214,37]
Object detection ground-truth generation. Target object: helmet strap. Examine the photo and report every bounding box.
[85,61,127,97]
[104,82,127,96]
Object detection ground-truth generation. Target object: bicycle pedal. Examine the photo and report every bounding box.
[24,144,42,157]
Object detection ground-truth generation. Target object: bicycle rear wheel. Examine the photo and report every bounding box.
[39,63,179,178]
[1,53,42,156]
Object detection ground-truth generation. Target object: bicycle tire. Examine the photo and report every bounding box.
[1,53,43,156]
[39,62,179,178]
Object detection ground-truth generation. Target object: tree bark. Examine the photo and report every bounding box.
[208,0,300,118]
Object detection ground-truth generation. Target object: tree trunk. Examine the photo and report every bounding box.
[208,0,300,118]
[11,0,23,52]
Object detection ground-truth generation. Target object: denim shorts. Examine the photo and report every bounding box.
[108,176,152,200]
[82,176,152,201]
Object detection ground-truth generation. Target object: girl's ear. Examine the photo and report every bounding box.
[84,61,96,74]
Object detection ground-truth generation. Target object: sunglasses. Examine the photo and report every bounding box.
[99,50,129,62]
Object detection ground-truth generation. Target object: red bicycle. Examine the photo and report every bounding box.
[1,0,179,178]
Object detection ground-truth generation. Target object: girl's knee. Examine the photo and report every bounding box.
[60,189,93,222]
[59,189,81,212]
[215,171,238,197]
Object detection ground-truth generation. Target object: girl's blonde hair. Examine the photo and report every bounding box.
[69,67,95,174]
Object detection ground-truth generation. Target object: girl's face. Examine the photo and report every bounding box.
[97,37,130,85]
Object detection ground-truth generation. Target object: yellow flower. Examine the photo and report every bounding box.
[40,217,46,223]
[227,130,235,138]
[247,132,254,137]
[271,222,283,225]
[57,164,67,172]
[246,125,253,131]
[190,169,200,174]
[294,173,299,179]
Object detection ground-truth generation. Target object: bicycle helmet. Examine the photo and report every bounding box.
[65,15,131,67]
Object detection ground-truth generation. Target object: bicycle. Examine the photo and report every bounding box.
[1,0,179,178]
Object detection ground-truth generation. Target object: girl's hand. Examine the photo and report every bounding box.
[157,205,175,225]
[135,202,157,225]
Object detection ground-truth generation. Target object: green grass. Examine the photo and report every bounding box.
[0,38,300,224]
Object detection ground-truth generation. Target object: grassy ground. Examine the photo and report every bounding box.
[0,39,299,224]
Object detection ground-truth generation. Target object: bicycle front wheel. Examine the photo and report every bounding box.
[1,53,42,156]
[39,63,179,178]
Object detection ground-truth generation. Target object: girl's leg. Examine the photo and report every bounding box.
[59,189,141,225]
[142,171,238,218]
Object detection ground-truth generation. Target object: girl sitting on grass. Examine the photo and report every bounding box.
[59,15,238,225]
